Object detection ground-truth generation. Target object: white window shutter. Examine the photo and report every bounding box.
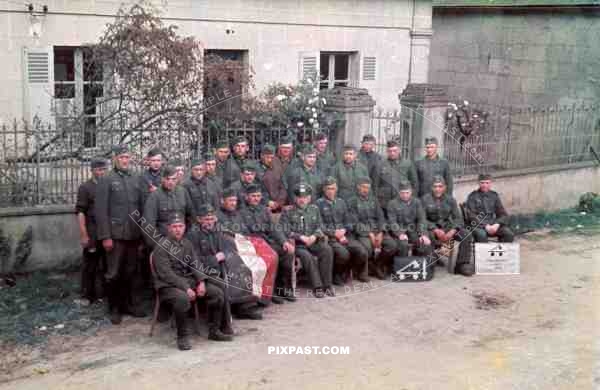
[23,46,55,128]
[363,56,377,81]
[298,51,319,82]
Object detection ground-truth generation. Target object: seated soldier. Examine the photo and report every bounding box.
[284,144,323,204]
[241,184,294,303]
[386,182,432,258]
[316,177,369,284]
[279,183,334,298]
[152,212,233,351]
[346,177,397,280]
[231,161,276,211]
[465,174,514,243]
[421,176,474,276]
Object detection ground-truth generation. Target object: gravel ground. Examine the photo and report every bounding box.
[1,232,599,390]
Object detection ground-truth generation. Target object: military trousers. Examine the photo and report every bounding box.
[392,231,433,258]
[295,240,334,289]
[329,238,368,275]
[472,226,514,243]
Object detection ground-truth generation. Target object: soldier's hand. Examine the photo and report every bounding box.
[398,233,409,241]
[196,281,206,297]
[186,288,197,301]
[102,239,114,252]
[445,229,457,241]
[420,235,431,246]
[149,184,157,193]
[268,201,278,210]
[283,241,295,253]
[80,234,90,248]
[215,252,226,263]
[486,224,499,235]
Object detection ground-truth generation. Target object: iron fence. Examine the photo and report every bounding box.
[369,108,412,160]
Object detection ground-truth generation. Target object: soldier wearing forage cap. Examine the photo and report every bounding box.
[422,175,474,276]
[386,181,432,258]
[168,158,187,186]
[279,182,334,298]
[182,156,221,213]
[313,132,336,176]
[154,211,233,350]
[271,134,295,184]
[259,144,288,210]
[283,144,323,203]
[76,156,109,302]
[204,151,222,192]
[358,134,383,183]
[316,177,370,284]
[416,136,453,198]
[95,145,147,324]
[346,176,397,279]
[373,138,419,213]
[330,144,369,200]
[230,161,274,210]
[464,173,514,243]
[222,135,256,189]
[143,165,195,248]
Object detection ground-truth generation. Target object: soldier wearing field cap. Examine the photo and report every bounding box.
[465,174,514,243]
[316,177,369,284]
[279,183,334,298]
[422,175,474,276]
[95,145,146,324]
[76,156,109,302]
[416,137,453,198]
[347,176,397,279]
[330,144,369,200]
[313,132,336,176]
[271,135,295,181]
[386,181,432,258]
[204,151,222,192]
[143,165,195,248]
[284,144,323,203]
[182,156,221,212]
[373,138,419,213]
[259,144,288,210]
[231,161,274,210]
[223,135,255,189]
[359,134,383,183]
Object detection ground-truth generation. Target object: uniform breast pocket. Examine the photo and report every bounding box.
[111,181,122,192]
[158,201,170,220]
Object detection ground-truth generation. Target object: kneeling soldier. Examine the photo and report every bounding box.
[465,174,514,243]
[279,183,334,298]
[386,182,432,258]
[316,177,369,284]
[152,212,233,351]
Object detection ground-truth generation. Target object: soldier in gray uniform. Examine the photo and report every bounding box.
[416,137,453,198]
[259,144,288,211]
[386,182,433,258]
[330,144,369,200]
[204,151,223,194]
[284,144,323,203]
[142,147,163,202]
[279,183,334,298]
[464,174,514,243]
[373,139,419,213]
[222,136,256,189]
[181,157,221,212]
[230,161,274,210]
[314,132,336,176]
[316,177,369,284]
[358,134,383,183]
[421,176,474,276]
[95,145,146,324]
[214,139,230,185]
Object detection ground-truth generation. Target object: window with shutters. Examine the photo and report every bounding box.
[319,52,358,90]
[363,56,376,81]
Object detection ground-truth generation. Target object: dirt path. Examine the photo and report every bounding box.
[2,233,599,390]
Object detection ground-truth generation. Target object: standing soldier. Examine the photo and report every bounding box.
[271,135,295,182]
[214,140,231,185]
[151,212,233,350]
[142,148,163,201]
[168,158,187,186]
[143,165,195,247]
[76,157,108,302]
[95,145,146,324]
[416,137,453,198]
[231,162,275,210]
[314,132,335,176]
[284,144,323,203]
[374,139,419,214]
[347,177,397,279]
[182,157,221,212]
[465,174,514,243]
[223,136,255,189]
[258,144,288,211]
[386,182,432,258]
[316,177,369,284]
[422,176,473,276]
[279,183,334,298]
[205,151,223,194]
[358,134,383,183]
[330,144,369,200]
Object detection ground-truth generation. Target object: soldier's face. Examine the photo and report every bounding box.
[199,215,217,230]
[162,174,178,191]
[324,184,337,200]
[92,167,107,179]
[357,184,371,197]
[191,164,206,179]
[241,171,255,183]
[303,153,317,168]
[387,146,400,160]
[168,222,186,241]
[278,145,292,159]
[233,142,248,157]
[425,143,438,157]
[295,195,311,208]
[216,148,230,161]
[261,154,274,167]
[479,180,492,192]
[114,153,131,170]
[432,183,446,197]
[246,192,262,206]
[148,155,162,171]
[205,160,216,174]
[315,139,327,153]
[222,196,238,211]
[361,141,375,153]
[343,150,356,164]
[175,166,185,182]
[399,189,412,202]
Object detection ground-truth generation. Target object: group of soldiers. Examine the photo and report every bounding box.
[76,132,514,351]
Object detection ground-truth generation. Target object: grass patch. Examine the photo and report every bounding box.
[510,208,600,236]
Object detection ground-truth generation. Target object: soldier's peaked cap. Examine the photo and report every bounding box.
[432,175,446,185]
[197,204,216,217]
[90,157,108,169]
[167,212,185,225]
[111,144,129,156]
[245,183,262,194]
[425,137,439,145]
[222,187,238,198]
[357,176,371,185]
[294,182,313,196]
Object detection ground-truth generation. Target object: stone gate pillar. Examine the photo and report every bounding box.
[398,84,448,159]
[322,87,376,155]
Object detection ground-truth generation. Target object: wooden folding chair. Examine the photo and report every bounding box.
[149,252,201,337]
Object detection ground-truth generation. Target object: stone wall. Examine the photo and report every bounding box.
[429,7,600,107]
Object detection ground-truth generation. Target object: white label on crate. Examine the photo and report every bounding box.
[475,243,520,275]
